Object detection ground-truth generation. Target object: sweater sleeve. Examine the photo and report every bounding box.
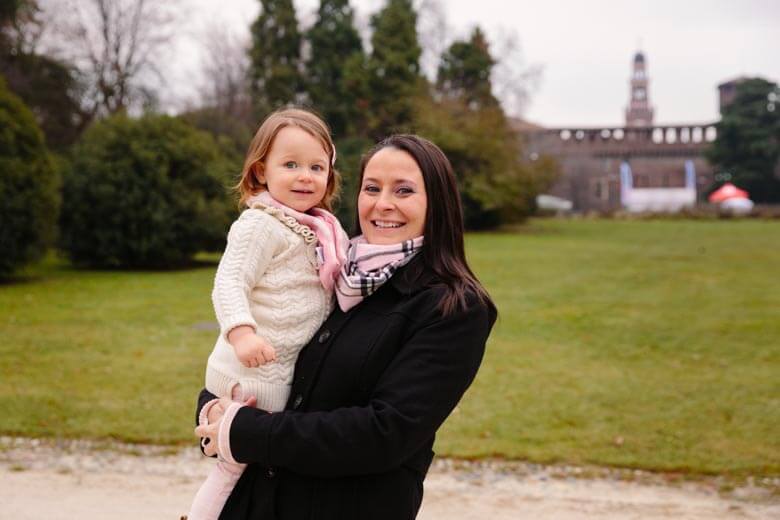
[227,297,496,477]
[212,210,283,342]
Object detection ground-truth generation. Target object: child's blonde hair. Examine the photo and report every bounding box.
[237,107,340,211]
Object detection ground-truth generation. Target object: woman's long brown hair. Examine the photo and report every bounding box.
[356,135,496,317]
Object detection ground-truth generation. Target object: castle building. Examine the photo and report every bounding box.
[521,51,718,212]
[626,52,654,127]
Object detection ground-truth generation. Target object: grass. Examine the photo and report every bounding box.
[1,219,778,476]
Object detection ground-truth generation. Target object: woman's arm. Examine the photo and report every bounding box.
[226,299,495,477]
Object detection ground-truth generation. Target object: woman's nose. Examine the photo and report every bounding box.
[376,191,395,210]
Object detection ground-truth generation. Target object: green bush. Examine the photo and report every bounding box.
[411,96,558,229]
[60,114,235,268]
[0,77,59,277]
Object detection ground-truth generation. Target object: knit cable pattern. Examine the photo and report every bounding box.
[205,207,332,403]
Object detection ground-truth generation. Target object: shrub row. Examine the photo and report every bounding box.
[0,79,59,277]
[2,90,239,274]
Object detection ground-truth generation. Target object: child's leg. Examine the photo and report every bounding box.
[189,383,250,520]
[188,460,246,520]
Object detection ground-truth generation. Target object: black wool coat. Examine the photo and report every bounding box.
[197,257,496,520]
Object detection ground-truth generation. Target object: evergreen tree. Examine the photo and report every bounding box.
[249,0,304,117]
[707,78,780,203]
[437,27,498,110]
[413,25,558,228]
[367,0,422,138]
[305,0,365,138]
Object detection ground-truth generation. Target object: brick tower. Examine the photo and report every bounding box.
[625,51,654,127]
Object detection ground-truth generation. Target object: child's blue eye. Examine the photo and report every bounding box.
[312,164,325,172]
[285,161,297,168]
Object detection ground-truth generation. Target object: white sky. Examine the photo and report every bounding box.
[173,0,780,127]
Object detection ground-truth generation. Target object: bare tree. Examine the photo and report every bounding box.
[415,0,450,81]
[197,24,251,118]
[42,0,178,117]
[490,27,543,117]
[1,0,46,55]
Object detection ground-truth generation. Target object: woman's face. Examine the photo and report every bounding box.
[358,147,427,245]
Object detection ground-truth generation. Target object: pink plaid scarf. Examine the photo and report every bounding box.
[247,191,349,291]
[336,235,424,312]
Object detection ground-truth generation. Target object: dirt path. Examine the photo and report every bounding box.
[1,437,777,520]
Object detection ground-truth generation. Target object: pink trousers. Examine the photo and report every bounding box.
[187,458,246,520]
[188,385,246,520]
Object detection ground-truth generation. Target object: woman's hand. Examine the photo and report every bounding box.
[206,399,226,424]
[197,395,256,457]
[195,420,220,457]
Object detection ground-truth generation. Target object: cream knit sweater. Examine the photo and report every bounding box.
[205,205,333,412]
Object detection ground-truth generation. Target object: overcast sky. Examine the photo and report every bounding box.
[175,0,779,128]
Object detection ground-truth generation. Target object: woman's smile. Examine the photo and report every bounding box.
[372,220,405,228]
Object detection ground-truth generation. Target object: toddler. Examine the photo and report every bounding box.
[187,108,347,520]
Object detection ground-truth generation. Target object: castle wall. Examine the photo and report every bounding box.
[524,124,717,212]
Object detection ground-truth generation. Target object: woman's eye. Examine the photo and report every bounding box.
[285,161,297,168]
[362,185,379,193]
[397,186,414,195]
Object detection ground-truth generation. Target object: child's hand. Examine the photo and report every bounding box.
[229,327,277,367]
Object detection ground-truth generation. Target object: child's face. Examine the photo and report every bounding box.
[259,126,330,212]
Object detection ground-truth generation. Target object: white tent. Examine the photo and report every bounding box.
[620,161,697,213]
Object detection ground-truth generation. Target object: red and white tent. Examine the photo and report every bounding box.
[708,183,749,203]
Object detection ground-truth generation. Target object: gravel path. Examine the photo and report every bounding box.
[1,437,778,519]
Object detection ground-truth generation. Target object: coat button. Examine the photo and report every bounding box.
[292,394,303,409]
[266,467,276,478]
[318,330,331,343]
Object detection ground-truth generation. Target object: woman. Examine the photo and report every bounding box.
[195,134,497,520]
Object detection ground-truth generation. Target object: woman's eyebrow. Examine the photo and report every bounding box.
[362,177,419,186]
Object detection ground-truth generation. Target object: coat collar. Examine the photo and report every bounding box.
[388,254,437,295]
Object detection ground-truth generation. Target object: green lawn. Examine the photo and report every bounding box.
[1,219,778,476]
